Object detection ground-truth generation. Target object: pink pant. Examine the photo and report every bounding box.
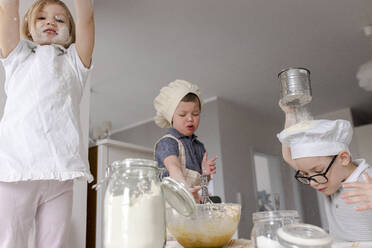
[0,180,73,248]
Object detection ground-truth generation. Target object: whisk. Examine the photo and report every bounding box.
[201,174,213,204]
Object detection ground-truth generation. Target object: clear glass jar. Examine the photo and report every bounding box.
[277,224,332,248]
[251,210,300,248]
[103,159,166,248]
[103,159,196,248]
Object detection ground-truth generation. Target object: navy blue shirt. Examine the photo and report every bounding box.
[155,128,206,177]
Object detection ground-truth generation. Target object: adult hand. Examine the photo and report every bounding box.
[342,172,372,211]
[202,152,217,176]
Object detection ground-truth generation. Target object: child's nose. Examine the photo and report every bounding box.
[47,19,56,25]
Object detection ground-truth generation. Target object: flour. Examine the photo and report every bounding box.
[33,25,70,46]
[285,105,314,128]
[295,105,313,122]
[283,120,316,136]
[256,236,283,248]
[104,182,166,248]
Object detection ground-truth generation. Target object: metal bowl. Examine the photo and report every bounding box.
[166,203,241,248]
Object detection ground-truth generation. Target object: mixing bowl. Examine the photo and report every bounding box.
[166,203,241,248]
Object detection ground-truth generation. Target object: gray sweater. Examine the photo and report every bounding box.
[322,159,372,241]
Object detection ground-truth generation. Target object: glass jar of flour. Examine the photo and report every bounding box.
[103,158,196,248]
[251,210,300,248]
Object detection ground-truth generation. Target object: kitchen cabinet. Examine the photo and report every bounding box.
[86,139,153,248]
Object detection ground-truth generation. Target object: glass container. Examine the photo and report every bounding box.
[251,210,300,248]
[103,158,195,248]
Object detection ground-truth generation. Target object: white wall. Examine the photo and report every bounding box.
[216,99,286,237]
[353,124,372,163]
[110,120,164,149]
[254,154,272,193]
[254,152,287,210]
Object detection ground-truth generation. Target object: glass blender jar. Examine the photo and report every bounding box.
[103,158,196,248]
[251,210,300,248]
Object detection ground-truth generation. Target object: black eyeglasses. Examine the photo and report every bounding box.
[294,155,337,185]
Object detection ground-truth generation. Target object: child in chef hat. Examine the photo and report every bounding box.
[154,80,217,201]
[278,105,372,242]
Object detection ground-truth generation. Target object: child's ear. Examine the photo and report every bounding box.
[338,151,351,166]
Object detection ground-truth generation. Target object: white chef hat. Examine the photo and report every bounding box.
[277,119,353,159]
[153,79,202,128]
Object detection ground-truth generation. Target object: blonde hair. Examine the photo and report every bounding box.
[21,0,76,48]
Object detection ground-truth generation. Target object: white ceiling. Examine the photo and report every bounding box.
[1,0,372,132]
[90,0,372,131]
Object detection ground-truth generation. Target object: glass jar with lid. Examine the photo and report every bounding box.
[277,223,332,248]
[102,158,196,248]
[251,210,300,248]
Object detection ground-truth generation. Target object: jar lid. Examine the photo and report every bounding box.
[277,223,332,247]
[161,177,196,217]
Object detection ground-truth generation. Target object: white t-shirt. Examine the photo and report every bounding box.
[323,159,372,241]
[0,40,93,182]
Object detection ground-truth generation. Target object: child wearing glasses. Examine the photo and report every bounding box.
[277,105,372,241]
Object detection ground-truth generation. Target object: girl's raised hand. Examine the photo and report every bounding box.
[342,172,372,211]
[74,0,94,68]
[0,0,20,58]
[202,152,217,176]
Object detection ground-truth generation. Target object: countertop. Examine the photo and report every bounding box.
[165,240,372,248]
[165,239,252,248]
[332,242,372,248]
